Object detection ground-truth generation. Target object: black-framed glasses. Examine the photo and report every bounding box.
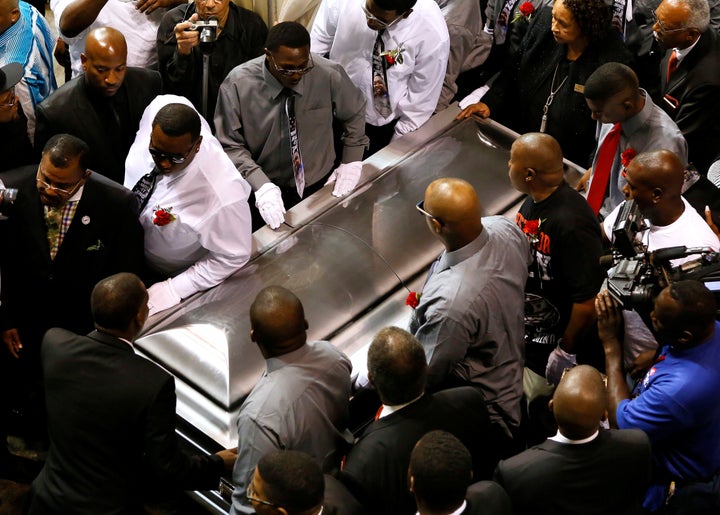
[149,142,197,164]
[267,52,314,77]
[36,167,85,196]
[361,1,404,29]
[652,12,692,34]
[246,482,279,508]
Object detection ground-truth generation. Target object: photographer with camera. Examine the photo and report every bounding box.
[596,281,720,514]
[157,0,267,128]
[601,149,718,372]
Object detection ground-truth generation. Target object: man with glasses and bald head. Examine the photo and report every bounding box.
[216,21,368,231]
[0,133,143,478]
[651,0,720,173]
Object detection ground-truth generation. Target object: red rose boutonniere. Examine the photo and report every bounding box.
[381,43,405,67]
[512,2,535,23]
[153,206,176,226]
[522,218,543,244]
[621,148,637,170]
[406,291,421,309]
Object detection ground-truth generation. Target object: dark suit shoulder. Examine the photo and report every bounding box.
[0,165,39,187]
[465,481,512,515]
[36,75,84,115]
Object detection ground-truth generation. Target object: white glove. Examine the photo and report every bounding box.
[483,23,494,36]
[325,161,363,197]
[458,86,490,110]
[255,183,286,229]
[545,344,578,386]
[147,279,182,316]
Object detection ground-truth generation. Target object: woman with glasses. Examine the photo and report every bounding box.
[457,0,632,168]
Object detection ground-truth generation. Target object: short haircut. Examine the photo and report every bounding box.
[91,273,147,331]
[410,431,472,512]
[151,103,201,141]
[43,134,90,171]
[667,280,717,331]
[680,0,711,32]
[584,62,639,101]
[367,327,427,405]
[265,22,310,52]
[249,286,306,349]
[257,450,324,513]
[563,0,612,41]
[374,0,417,11]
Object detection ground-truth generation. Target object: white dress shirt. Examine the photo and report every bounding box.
[50,0,165,77]
[311,0,450,135]
[125,95,252,300]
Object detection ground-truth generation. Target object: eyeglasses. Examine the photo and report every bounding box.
[246,482,279,508]
[36,167,85,196]
[267,52,314,77]
[148,141,198,164]
[361,1,405,29]
[416,200,444,226]
[0,88,16,110]
[652,12,692,34]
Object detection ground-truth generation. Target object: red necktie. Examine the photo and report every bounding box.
[587,123,622,215]
[666,50,679,83]
[374,406,384,420]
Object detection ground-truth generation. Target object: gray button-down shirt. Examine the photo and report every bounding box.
[409,216,530,434]
[215,54,368,191]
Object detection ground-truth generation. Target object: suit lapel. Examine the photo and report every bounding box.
[53,178,97,261]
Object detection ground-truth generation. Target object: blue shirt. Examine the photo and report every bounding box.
[617,321,720,510]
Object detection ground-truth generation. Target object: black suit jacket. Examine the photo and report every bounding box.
[28,329,223,515]
[34,68,162,184]
[656,30,720,173]
[464,481,512,515]
[494,429,651,515]
[340,387,500,515]
[0,167,144,352]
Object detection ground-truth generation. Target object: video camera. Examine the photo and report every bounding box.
[190,18,218,55]
[602,199,720,310]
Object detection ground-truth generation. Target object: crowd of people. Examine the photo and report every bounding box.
[1,0,720,513]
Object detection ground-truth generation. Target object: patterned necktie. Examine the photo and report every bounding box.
[45,205,63,260]
[495,0,517,45]
[132,167,160,212]
[666,50,679,83]
[284,88,305,198]
[372,30,392,118]
[587,123,622,215]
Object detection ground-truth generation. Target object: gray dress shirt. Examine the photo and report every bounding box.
[409,216,530,434]
[215,54,368,191]
[230,341,352,514]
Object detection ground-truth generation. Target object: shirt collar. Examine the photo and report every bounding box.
[265,343,312,374]
[415,500,467,515]
[437,229,488,272]
[674,34,701,62]
[377,392,424,419]
[549,429,599,444]
[620,89,651,137]
[67,184,84,203]
[118,337,134,349]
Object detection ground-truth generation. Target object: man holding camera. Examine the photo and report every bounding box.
[601,149,718,371]
[157,0,267,126]
[597,281,720,514]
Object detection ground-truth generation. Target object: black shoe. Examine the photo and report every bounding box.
[0,453,44,483]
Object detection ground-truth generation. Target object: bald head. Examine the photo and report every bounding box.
[82,28,127,97]
[250,286,307,355]
[552,365,608,439]
[509,133,565,198]
[632,150,684,195]
[0,0,19,34]
[422,178,483,250]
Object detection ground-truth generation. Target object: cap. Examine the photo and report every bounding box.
[0,62,23,92]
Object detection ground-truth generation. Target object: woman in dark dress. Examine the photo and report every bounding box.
[457,0,632,167]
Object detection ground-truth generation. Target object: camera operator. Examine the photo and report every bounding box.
[601,149,718,372]
[596,281,720,514]
[157,0,267,129]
